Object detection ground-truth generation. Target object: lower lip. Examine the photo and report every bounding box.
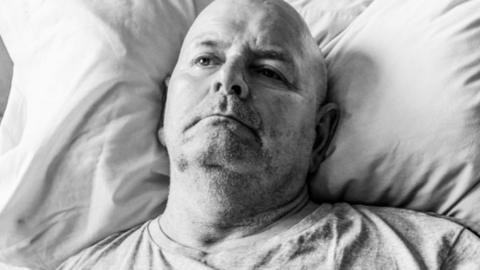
[194,116,259,140]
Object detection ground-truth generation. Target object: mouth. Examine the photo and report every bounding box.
[186,114,261,142]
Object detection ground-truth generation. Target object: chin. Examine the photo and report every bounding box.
[185,133,266,173]
[202,145,262,171]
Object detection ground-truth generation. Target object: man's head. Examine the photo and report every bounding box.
[159,0,337,213]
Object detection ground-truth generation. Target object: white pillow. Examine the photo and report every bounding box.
[287,0,374,49]
[311,0,480,234]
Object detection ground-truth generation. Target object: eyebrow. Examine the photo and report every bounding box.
[191,38,228,50]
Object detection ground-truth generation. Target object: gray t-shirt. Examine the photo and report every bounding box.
[57,203,480,269]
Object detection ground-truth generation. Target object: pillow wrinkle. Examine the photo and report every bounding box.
[316,0,480,235]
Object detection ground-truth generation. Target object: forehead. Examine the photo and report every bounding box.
[183,0,307,58]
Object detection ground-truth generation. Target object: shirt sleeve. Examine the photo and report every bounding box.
[441,228,480,269]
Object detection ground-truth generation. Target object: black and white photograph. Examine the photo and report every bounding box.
[1,0,480,269]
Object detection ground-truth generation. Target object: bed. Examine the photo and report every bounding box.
[1,0,480,269]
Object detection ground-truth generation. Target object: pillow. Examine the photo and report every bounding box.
[287,0,374,49]
[0,0,211,268]
[311,0,480,234]
[0,37,12,120]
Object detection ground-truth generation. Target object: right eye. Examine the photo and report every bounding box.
[193,55,218,67]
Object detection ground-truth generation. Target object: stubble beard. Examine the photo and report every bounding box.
[170,130,297,225]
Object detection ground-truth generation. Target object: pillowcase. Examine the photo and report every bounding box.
[0,0,209,268]
[287,0,374,49]
[311,0,480,234]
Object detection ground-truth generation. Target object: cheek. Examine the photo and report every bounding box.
[164,73,209,128]
[257,93,315,141]
[256,93,316,174]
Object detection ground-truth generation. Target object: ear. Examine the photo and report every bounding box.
[164,75,171,88]
[157,75,171,147]
[309,103,339,173]
[157,128,166,146]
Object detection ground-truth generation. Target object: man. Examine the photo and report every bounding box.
[58,0,480,269]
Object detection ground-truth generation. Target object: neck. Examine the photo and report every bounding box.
[159,167,312,250]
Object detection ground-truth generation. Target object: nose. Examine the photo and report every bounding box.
[212,62,249,99]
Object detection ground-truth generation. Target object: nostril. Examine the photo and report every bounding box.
[214,82,222,92]
[231,84,242,96]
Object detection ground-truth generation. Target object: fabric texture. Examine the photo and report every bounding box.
[57,203,480,270]
[310,0,480,235]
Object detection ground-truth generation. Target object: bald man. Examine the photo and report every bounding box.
[58,0,480,269]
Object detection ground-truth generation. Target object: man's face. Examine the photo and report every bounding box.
[161,0,323,184]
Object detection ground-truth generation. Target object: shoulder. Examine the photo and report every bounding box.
[311,203,466,233]
[305,203,480,268]
[330,203,467,244]
[57,220,156,270]
[440,225,480,268]
[349,204,465,229]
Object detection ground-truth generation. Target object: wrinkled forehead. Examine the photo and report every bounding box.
[183,0,310,57]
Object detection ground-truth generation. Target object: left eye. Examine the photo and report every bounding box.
[257,68,284,81]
